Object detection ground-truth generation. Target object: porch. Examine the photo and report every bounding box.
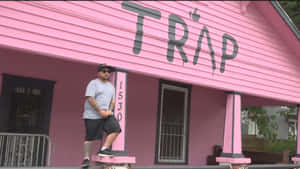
[0,45,227,166]
[1,164,300,169]
[1,46,300,168]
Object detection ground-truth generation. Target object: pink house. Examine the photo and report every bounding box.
[0,1,299,168]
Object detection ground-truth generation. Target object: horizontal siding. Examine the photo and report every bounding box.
[0,1,299,103]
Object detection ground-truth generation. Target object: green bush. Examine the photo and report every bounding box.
[264,138,296,156]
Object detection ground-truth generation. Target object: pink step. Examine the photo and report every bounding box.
[292,157,300,162]
[216,157,251,164]
[92,155,136,164]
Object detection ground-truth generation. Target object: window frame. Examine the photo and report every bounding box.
[0,73,55,134]
[155,80,191,164]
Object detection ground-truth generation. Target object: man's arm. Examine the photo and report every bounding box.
[87,97,110,117]
[108,99,115,113]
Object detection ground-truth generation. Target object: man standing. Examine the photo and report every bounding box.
[81,64,121,168]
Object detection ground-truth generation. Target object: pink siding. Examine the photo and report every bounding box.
[0,1,299,105]
[242,94,296,107]
[255,1,300,57]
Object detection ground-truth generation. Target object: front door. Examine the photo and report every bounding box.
[156,81,191,164]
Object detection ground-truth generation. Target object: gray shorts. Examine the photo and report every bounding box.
[84,116,121,141]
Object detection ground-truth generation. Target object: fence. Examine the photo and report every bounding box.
[0,132,52,167]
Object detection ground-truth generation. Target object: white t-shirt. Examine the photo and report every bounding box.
[83,79,115,119]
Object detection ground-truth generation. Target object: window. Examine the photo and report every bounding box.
[0,74,55,134]
[10,87,42,133]
[155,81,191,164]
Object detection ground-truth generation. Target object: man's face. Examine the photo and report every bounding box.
[98,68,112,80]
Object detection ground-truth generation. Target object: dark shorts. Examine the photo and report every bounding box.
[84,116,121,141]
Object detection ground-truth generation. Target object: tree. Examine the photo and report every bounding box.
[279,1,300,30]
[245,106,297,141]
[245,107,279,141]
[244,106,297,154]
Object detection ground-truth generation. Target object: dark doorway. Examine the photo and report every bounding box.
[0,74,55,135]
[0,74,55,167]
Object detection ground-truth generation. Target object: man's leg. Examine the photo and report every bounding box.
[98,116,121,156]
[82,141,92,167]
[82,119,103,164]
[83,119,94,160]
[83,141,92,159]
[103,132,119,148]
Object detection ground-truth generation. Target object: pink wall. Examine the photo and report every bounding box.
[126,74,158,165]
[0,47,97,166]
[0,1,299,104]
[126,73,226,165]
[188,84,226,165]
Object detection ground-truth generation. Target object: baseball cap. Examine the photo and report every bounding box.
[97,64,116,72]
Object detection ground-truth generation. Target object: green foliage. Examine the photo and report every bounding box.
[277,106,296,120]
[264,138,296,155]
[245,106,297,141]
[245,106,297,154]
[246,107,279,141]
[279,1,300,30]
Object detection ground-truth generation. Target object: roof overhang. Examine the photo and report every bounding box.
[270,1,300,40]
[254,1,300,56]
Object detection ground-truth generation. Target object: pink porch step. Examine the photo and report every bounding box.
[91,155,136,164]
[216,157,251,164]
[292,157,300,162]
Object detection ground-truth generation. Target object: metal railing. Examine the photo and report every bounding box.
[159,122,185,162]
[248,164,300,169]
[132,164,300,169]
[133,166,230,169]
[0,132,52,167]
[1,164,300,169]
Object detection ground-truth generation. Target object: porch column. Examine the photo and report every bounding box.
[112,69,128,154]
[292,105,300,163]
[216,92,251,168]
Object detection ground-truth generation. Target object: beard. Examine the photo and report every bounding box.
[99,75,109,81]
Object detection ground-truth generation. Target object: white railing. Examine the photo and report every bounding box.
[0,132,52,167]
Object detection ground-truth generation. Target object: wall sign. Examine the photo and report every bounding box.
[122,1,239,73]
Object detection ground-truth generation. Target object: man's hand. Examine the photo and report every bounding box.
[99,110,113,118]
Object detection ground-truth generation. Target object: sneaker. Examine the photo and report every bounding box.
[97,148,113,157]
[81,159,89,168]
